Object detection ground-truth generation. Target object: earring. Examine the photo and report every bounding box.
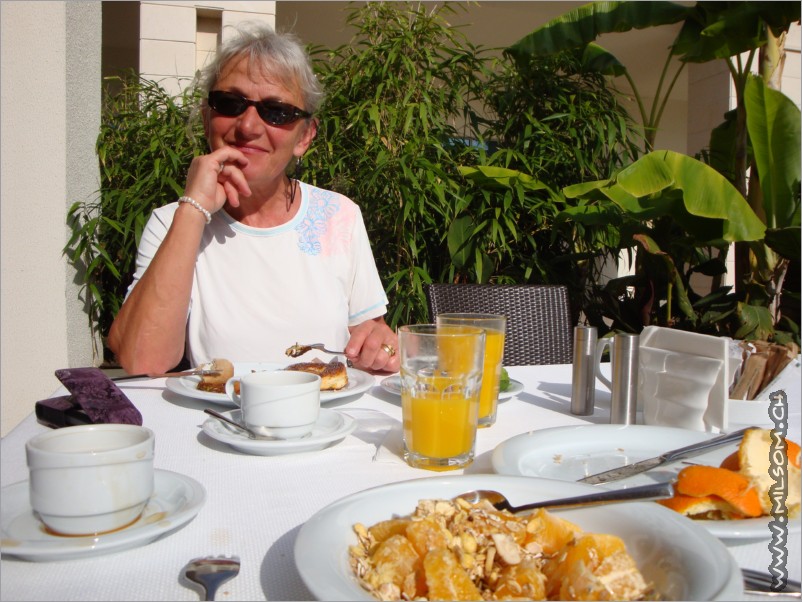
[287,155,303,211]
[287,155,302,211]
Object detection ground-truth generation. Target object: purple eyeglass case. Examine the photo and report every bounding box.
[35,367,142,428]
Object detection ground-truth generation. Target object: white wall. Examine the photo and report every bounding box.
[0,1,100,436]
[139,1,276,96]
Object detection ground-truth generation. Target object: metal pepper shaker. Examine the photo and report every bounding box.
[571,326,597,415]
[608,333,639,424]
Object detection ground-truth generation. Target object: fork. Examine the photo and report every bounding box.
[285,343,346,358]
[183,555,241,601]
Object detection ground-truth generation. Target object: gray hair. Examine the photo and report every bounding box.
[190,21,323,128]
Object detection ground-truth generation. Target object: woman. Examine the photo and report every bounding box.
[108,22,399,375]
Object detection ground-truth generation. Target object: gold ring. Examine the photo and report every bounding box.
[381,344,396,357]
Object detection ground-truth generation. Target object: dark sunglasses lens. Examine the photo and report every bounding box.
[209,92,247,117]
[258,102,300,126]
[209,92,307,125]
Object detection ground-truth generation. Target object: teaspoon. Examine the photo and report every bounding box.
[456,481,674,514]
[204,409,259,439]
[183,555,241,601]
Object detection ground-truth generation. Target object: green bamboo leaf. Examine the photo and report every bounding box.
[367,105,381,135]
[459,165,553,193]
[447,215,474,268]
[474,248,494,283]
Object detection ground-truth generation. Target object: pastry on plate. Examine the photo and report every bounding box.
[286,359,348,391]
[196,358,234,394]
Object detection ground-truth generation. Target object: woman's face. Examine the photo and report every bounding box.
[204,55,316,192]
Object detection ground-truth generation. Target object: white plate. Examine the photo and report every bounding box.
[379,374,523,400]
[294,474,742,601]
[201,408,356,455]
[1,469,205,562]
[491,424,801,541]
[166,362,375,406]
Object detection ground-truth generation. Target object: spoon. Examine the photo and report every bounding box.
[456,481,674,514]
[204,409,259,439]
[183,555,241,601]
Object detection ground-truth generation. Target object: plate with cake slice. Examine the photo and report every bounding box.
[165,361,375,406]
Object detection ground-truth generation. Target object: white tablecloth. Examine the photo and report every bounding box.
[1,364,799,601]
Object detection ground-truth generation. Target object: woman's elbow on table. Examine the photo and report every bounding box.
[108,320,185,375]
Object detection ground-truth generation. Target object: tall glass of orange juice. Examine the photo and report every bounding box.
[398,324,485,471]
[436,313,506,427]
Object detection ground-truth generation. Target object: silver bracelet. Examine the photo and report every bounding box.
[178,196,212,224]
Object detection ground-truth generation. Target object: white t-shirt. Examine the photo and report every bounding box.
[128,182,389,366]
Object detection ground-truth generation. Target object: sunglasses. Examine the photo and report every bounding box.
[208,90,312,126]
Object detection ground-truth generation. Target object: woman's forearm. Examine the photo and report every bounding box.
[108,204,207,373]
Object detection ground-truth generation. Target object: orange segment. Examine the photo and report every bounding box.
[369,534,421,592]
[405,517,452,558]
[368,518,411,544]
[494,556,547,600]
[423,547,482,601]
[524,508,583,555]
[542,533,627,598]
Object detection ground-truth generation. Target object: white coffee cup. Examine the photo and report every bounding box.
[26,424,155,536]
[225,370,321,439]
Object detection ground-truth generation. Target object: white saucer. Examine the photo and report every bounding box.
[1,469,205,562]
[201,408,356,456]
[166,362,374,406]
[379,375,523,400]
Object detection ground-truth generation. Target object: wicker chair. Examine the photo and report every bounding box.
[425,284,574,366]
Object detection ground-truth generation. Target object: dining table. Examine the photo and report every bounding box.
[1,362,800,601]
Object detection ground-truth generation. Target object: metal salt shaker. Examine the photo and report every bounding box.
[609,333,639,424]
[571,326,597,415]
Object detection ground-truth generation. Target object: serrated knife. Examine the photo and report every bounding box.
[577,426,754,485]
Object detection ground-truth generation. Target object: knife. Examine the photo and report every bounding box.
[577,427,755,485]
[111,369,220,382]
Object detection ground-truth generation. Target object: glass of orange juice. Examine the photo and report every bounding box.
[398,324,485,471]
[435,313,506,427]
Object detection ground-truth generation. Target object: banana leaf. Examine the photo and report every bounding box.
[673,2,801,62]
[745,75,801,230]
[577,151,766,244]
[505,1,691,67]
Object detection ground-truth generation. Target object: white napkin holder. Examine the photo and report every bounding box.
[638,326,730,432]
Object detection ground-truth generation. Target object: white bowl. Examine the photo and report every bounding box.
[294,474,742,601]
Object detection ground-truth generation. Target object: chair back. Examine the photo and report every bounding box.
[425,284,573,365]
